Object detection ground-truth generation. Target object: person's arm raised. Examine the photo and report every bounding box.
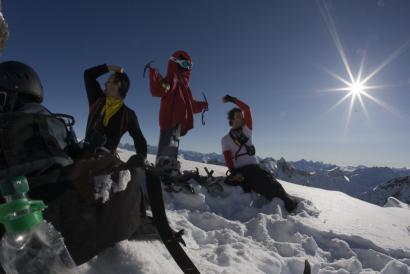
[149,68,169,98]
[84,64,124,106]
[222,95,253,130]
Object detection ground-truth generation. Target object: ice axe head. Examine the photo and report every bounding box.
[143,60,155,78]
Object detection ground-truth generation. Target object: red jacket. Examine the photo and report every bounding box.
[149,50,208,137]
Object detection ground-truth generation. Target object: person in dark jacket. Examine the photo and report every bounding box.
[0,61,147,266]
[149,51,208,175]
[84,64,147,158]
[221,94,298,212]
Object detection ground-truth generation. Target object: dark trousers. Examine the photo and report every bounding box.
[231,164,297,212]
[156,125,181,167]
[3,154,146,266]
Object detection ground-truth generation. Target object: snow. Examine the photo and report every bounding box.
[94,170,131,203]
[383,197,409,209]
[78,149,410,274]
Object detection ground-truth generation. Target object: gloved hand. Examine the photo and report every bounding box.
[126,154,147,169]
[222,94,237,103]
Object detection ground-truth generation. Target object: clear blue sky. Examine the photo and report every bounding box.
[2,0,410,168]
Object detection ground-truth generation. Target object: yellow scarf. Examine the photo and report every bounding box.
[101,97,123,127]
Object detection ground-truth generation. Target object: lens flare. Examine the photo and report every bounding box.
[317,0,410,132]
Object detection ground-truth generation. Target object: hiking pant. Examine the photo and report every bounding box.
[155,124,181,170]
[231,164,297,212]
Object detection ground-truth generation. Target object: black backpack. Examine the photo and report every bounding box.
[0,105,73,180]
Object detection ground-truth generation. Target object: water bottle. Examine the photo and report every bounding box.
[0,176,78,274]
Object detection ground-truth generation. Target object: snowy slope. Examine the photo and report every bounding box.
[78,149,410,274]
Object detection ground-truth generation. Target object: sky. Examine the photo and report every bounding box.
[2,0,410,168]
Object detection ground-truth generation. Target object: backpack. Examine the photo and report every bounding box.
[0,105,73,180]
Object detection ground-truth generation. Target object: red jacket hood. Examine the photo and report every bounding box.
[166,50,192,86]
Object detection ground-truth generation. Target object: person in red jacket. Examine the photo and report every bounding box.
[149,50,208,174]
[221,95,297,212]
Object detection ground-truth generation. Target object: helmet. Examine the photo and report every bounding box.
[0,61,44,103]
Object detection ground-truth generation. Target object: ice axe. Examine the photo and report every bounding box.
[143,60,155,78]
[201,92,208,126]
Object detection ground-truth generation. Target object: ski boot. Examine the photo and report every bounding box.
[155,157,195,194]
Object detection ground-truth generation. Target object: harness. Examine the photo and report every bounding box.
[229,128,256,160]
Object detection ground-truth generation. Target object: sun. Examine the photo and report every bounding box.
[348,81,365,96]
[317,0,410,132]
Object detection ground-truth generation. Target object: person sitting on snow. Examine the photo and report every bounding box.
[148,50,208,176]
[0,61,149,265]
[84,64,147,160]
[221,94,298,212]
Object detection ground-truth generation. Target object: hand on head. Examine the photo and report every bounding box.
[108,65,124,74]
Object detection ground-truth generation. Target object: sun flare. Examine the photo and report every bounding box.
[317,0,410,132]
[349,81,365,96]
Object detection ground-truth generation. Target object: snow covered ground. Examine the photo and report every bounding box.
[78,149,410,274]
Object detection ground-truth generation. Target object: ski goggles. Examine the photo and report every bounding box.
[169,56,193,70]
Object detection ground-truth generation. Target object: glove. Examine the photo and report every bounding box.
[126,154,147,169]
[223,94,237,103]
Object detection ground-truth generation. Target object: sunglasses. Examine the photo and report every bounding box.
[169,56,193,70]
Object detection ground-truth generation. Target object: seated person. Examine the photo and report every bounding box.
[221,95,297,212]
[84,63,147,158]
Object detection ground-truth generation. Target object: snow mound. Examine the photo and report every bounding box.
[384,197,409,209]
[78,150,410,274]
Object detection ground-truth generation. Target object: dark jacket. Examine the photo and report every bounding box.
[84,64,147,157]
